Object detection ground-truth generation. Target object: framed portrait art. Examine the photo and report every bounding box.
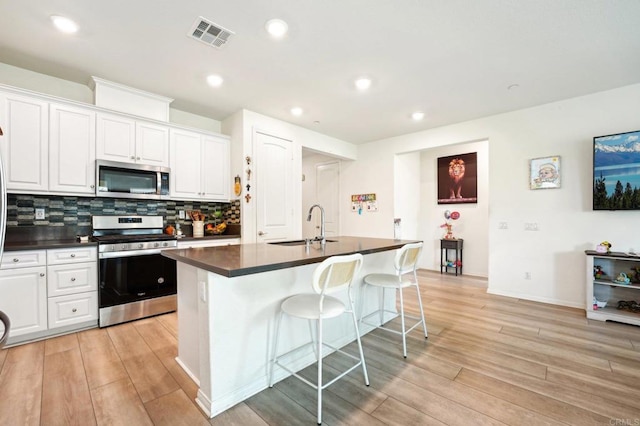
[437,152,478,204]
[529,156,561,190]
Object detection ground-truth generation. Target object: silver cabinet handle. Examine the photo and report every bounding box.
[136,157,140,160]
[70,254,76,258]
[40,273,45,277]
[90,184,95,189]
[72,308,77,313]
[71,277,76,282]
[258,231,267,236]
[130,156,135,159]
[13,258,18,262]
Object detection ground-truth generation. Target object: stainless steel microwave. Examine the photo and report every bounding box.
[96,160,170,200]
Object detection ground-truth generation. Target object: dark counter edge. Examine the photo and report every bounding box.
[162,240,415,278]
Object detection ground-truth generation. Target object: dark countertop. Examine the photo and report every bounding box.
[162,236,419,277]
[4,239,98,251]
[4,225,97,251]
[177,234,241,242]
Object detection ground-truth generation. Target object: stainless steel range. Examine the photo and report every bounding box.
[92,215,177,327]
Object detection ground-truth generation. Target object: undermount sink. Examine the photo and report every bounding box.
[268,239,337,246]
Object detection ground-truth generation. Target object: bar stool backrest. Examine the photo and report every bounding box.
[394,242,423,276]
[312,253,364,296]
[0,310,10,349]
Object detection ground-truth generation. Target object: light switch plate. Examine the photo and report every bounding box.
[35,208,45,220]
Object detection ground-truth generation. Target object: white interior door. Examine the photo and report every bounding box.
[315,161,340,237]
[255,130,294,242]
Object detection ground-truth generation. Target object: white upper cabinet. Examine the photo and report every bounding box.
[170,128,230,201]
[49,103,96,194]
[96,113,135,163]
[136,121,169,166]
[97,112,169,167]
[202,133,230,200]
[0,92,49,192]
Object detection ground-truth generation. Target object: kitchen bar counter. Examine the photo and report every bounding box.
[162,236,412,277]
[165,236,418,418]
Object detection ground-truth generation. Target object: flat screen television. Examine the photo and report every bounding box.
[593,129,640,210]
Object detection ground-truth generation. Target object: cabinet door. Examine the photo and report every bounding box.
[96,112,136,163]
[49,104,96,194]
[170,128,202,199]
[201,134,230,201]
[0,92,49,191]
[0,267,47,337]
[136,121,169,166]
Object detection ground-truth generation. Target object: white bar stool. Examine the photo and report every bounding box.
[0,311,10,349]
[269,253,369,425]
[360,242,427,358]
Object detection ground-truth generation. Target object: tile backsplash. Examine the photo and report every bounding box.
[7,194,241,228]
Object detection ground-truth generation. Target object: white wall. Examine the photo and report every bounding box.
[345,83,640,308]
[0,62,222,133]
[394,152,421,240]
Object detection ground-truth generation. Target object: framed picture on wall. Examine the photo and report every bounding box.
[529,156,560,189]
[437,152,478,204]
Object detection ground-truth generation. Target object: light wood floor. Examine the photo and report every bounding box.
[2,270,640,425]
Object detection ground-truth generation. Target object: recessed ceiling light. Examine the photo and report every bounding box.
[206,74,224,87]
[266,19,288,38]
[411,111,425,121]
[51,15,79,34]
[290,107,303,116]
[355,77,372,91]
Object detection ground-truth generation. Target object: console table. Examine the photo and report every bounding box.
[440,239,463,276]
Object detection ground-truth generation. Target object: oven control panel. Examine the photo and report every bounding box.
[98,239,178,253]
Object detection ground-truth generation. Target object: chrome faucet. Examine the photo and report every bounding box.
[307,204,325,245]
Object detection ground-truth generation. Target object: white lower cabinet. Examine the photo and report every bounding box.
[0,265,48,338]
[0,246,98,344]
[46,247,98,330]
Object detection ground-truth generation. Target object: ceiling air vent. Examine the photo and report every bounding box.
[188,16,234,49]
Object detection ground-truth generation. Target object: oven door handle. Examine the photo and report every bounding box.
[99,249,168,259]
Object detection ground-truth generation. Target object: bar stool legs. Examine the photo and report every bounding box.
[269,254,369,425]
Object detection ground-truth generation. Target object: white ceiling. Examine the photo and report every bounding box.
[1,1,639,144]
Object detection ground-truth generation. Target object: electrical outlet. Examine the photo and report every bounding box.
[35,208,45,220]
[179,210,185,219]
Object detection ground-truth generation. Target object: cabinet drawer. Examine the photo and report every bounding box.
[1,250,47,270]
[47,262,97,297]
[48,291,98,329]
[47,247,97,265]
[441,239,462,249]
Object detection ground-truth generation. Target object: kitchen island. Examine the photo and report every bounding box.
[162,236,419,418]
